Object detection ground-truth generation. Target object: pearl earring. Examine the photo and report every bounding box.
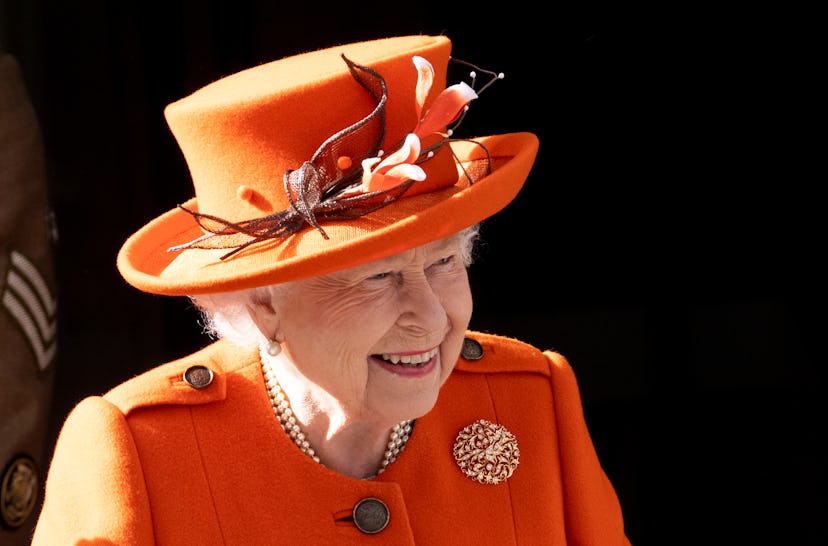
[266,339,281,357]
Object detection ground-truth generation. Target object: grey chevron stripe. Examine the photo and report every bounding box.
[2,250,57,370]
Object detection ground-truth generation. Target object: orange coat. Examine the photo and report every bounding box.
[33,331,631,545]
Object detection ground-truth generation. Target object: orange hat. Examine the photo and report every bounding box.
[117,35,539,296]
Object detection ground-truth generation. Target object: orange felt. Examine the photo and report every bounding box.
[116,34,540,296]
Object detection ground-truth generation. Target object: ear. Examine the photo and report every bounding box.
[246,291,282,342]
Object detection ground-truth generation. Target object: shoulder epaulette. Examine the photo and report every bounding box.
[455,331,556,376]
[104,340,258,414]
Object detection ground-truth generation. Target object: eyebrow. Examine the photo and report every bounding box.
[361,237,461,272]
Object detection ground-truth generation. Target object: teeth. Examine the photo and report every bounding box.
[380,347,438,367]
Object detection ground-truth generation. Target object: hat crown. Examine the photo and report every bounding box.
[164,35,453,224]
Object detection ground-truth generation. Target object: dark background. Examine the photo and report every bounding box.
[2,2,823,544]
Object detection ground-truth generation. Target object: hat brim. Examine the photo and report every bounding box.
[117,132,538,296]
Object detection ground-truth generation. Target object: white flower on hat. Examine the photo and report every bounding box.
[361,56,478,193]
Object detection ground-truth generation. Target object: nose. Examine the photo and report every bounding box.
[395,273,447,335]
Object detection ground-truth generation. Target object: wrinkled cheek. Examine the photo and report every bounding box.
[439,335,465,387]
[441,282,473,382]
[453,282,474,331]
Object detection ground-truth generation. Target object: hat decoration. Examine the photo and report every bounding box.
[168,54,503,260]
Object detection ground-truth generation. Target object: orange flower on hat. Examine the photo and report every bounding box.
[361,56,478,193]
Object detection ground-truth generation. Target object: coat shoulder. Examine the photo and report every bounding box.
[457,330,571,377]
[103,340,259,415]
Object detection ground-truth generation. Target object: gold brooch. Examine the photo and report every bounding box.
[453,419,520,484]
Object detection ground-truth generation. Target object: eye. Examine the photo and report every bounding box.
[429,256,454,270]
[367,271,391,281]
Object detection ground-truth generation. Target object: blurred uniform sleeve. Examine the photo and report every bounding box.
[0,51,59,544]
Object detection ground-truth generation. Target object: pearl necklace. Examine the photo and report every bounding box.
[261,360,412,477]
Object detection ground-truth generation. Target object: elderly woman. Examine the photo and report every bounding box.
[33,35,630,544]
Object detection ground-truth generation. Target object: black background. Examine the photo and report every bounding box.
[2,2,823,544]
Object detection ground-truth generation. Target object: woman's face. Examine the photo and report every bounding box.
[272,233,473,425]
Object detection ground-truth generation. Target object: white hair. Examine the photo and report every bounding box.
[190,224,481,346]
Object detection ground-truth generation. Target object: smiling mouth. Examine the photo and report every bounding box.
[376,347,439,368]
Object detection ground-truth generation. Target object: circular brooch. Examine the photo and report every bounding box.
[453,419,520,484]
